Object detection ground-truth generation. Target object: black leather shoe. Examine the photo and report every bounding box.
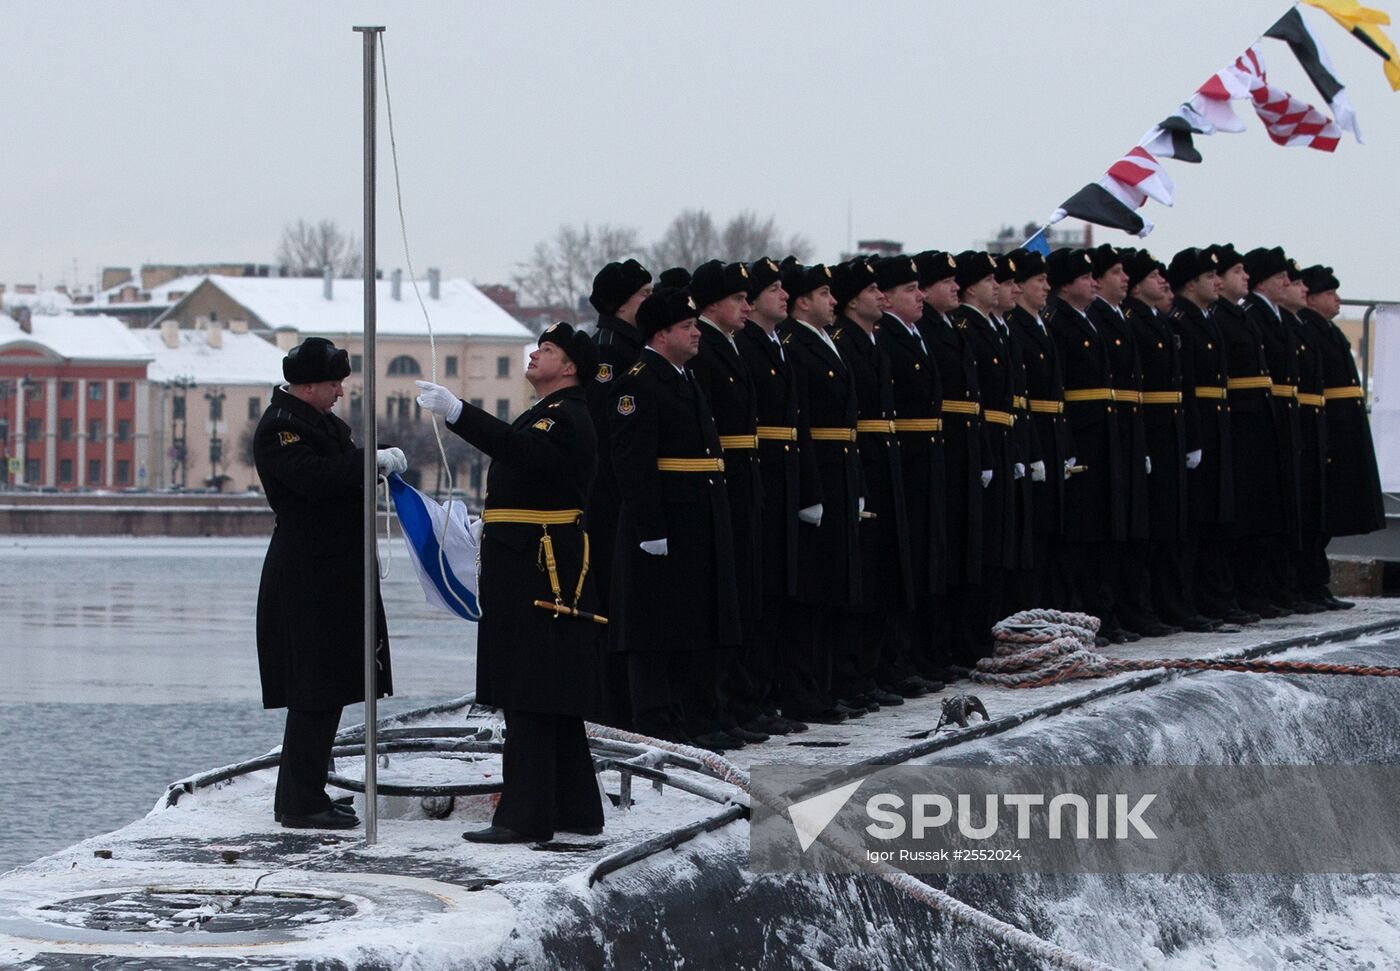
[1291,599,1328,615]
[832,701,867,719]
[778,716,810,733]
[557,823,603,836]
[1138,623,1183,637]
[849,694,881,713]
[892,679,927,698]
[1102,628,1134,645]
[462,825,534,844]
[1222,608,1261,625]
[1095,635,1110,647]
[1323,594,1355,610]
[791,709,846,725]
[726,725,770,743]
[744,716,790,736]
[870,688,905,706]
[282,809,360,830]
[1242,601,1284,619]
[692,732,737,752]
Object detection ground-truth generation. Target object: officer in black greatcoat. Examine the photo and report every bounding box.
[1044,248,1128,641]
[779,260,866,724]
[416,324,605,844]
[585,259,652,727]
[877,254,948,692]
[1279,261,1330,613]
[951,251,1017,659]
[1299,264,1385,607]
[735,258,817,733]
[916,250,984,672]
[1005,249,1073,611]
[255,337,397,830]
[689,259,767,744]
[831,258,914,711]
[610,287,741,751]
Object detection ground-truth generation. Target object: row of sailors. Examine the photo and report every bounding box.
[580,245,1384,753]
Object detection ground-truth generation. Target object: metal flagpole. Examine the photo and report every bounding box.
[354,23,384,845]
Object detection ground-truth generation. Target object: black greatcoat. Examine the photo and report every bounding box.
[1007,305,1071,538]
[1088,298,1149,541]
[1170,296,1233,526]
[586,315,645,609]
[1046,295,1125,543]
[1248,294,1303,549]
[445,386,603,718]
[1219,297,1285,539]
[953,305,1017,567]
[736,320,813,598]
[609,350,741,653]
[254,387,392,711]
[781,318,864,608]
[879,312,946,596]
[1298,307,1384,536]
[1000,315,1037,569]
[833,316,914,611]
[919,307,984,583]
[691,322,763,621]
[1123,297,1188,540]
[1287,309,1328,536]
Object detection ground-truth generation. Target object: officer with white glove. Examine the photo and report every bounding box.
[1030,460,1047,482]
[375,447,408,475]
[414,380,463,423]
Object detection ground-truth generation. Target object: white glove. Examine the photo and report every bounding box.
[858,497,865,515]
[375,447,407,475]
[1064,457,1077,480]
[1013,462,1026,480]
[415,380,463,423]
[469,516,484,546]
[981,469,993,488]
[1144,456,1152,475]
[798,504,823,526]
[1030,460,1046,482]
[1186,449,1202,470]
[640,538,669,556]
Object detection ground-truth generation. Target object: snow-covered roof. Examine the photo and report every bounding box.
[1,288,74,315]
[165,276,533,340]
[91,274,210,310]
[129,328,286,386]
[0,313,153,363]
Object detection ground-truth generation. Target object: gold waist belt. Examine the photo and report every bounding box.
[657,457,725,472]
[1141,391,1183,405]
[1271,384,1298,398]
[1012,395,1028,410]
[1114,389,1142,404]
[893,418,942,432]
[942,399,981,416]
[483,508,582,525]
[984,409,1015,427]
[718,434,759,449]
[1227,375,1273,392]
[1195,386,1228,399]
[1298,393,1325,407]
[1324,385,1364,400]
[810,427,858,442]
[1063,388,1115,402]
[856,419,897,434]
[756,425,798,440]
[1029,399,1065,414]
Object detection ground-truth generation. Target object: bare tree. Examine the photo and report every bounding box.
[649,209,721,271]
[720,210,813,263]
[276,218,364,278]
[511,222,643,327]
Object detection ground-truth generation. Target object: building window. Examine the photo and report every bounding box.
[60,381,75,400]
[25,418,41,441]
[248,397,261,419]
[496,356,510,378]
[25,459,40,482]
[387,355,422,376]
[0,418,7,445]
[88,384,104,401]
[116,460,130,484]
[116,419,131,443]
[25,382,41,401]
[445,355,459,377]
[172,396,186,420]
[87,459,101,484]
[351,354,363,374]
[59,418,73,442]
[117,382,132,402]
[59,458,74,483]
[495,398,510,420]
[208,396,223,421]
[88,419,102,441]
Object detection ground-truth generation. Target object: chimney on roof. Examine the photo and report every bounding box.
[428,267,440,300]
[323,264,333,301]
[392,268,402,301]
[206,324,222,349]
[274,328,299,351]
[229,318,249,334]
[16,307,32,334]
[160,319,179,349]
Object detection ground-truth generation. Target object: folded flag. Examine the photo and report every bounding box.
[1047,182,1150,239]
[1266,7,1363,141]
[387,473,481,621]
[1303,0,1400,90]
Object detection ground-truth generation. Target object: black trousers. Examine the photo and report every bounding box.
[274,707,342,818]
[1114,539,1161,631]
[493,709,603,841]
[722,625,768,729]
[1191,530,1239,618]
[831,609,888,700]
[779,601,837,718]
[1295,531,1332,600]
[1232,535,1286,610]
[1149,536,1198,625]
[628,650,688,741]
[1061,540,1120,632]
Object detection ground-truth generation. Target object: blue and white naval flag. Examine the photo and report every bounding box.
[386,473,481,621]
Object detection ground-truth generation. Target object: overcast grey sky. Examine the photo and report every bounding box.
[3,0,1397,299]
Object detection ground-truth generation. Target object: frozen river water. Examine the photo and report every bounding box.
[0,535,477,873]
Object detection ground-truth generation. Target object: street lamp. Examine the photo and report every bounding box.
[204,385,227,491]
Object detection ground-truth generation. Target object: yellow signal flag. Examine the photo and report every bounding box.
[1304,0,1400,89]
